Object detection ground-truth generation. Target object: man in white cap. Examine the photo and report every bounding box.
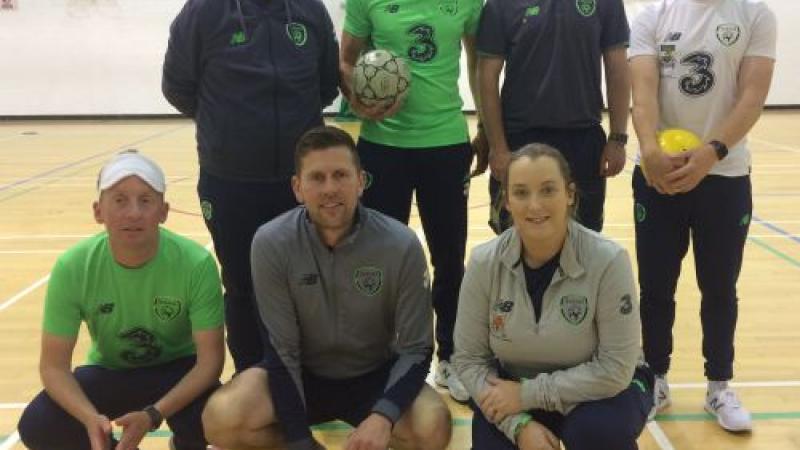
[17,150,225,450]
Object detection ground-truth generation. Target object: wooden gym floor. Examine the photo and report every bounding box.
[1,111,799,449]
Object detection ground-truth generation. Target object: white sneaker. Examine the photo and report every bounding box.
[434,360,470,403]
[648,374,671,420]
[705,387,753,432]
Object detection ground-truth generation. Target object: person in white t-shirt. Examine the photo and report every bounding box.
[628,0,776,433]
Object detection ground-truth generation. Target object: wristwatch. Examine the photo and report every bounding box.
[143,405,163,431]
[608,132,628,145]
[709,140,729,160]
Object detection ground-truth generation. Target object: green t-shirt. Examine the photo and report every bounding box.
[43,228,224,370]
[345,0,482,148]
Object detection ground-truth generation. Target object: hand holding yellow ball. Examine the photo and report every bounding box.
[641,128,702,178]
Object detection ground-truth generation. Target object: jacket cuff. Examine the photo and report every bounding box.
[520,375,562,412]
[520,377,539,410]
[371,398,401,425]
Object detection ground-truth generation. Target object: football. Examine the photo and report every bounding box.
[352,49,411,109]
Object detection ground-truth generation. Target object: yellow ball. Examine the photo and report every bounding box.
[642,128,702,178]
[658,128,702,155]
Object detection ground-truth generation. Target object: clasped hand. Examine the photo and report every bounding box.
[642,144,717,195]
[478,375,523,424]
[349,96,403,122]
[344,413,393,450]
[84,410,152,450]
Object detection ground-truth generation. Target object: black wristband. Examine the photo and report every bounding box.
[608,132,628,145]
[143,405,163,431]
[709,140,728,160]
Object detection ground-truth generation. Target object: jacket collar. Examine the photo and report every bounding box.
[302,204,366,251]
[499,220,585,280]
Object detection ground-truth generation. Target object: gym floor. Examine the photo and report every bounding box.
[1,111,799,449]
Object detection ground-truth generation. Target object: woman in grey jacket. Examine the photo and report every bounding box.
[453,144,652,450]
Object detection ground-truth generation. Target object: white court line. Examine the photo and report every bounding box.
[646,422,676,450]
[0,232,210,240]
[0,404,26,410]
[0,275,49,312]
[751,137,800,154]
[0,431,19,450]
[0,250,63,255]
[671,381,800,389]
[0,183,202,189]
[0,175,196,180]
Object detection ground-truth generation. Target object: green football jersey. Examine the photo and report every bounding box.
[43,228,223,369]
[345,0,481,148]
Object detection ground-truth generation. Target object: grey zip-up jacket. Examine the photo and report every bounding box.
[251,206,433,449]
[453,220,640,442]
[162,0,339,181]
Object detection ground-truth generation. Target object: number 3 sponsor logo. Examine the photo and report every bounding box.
[679,51,715,97]
[407,24,437,63]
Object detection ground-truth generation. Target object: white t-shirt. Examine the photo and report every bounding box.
[629,0,776,177]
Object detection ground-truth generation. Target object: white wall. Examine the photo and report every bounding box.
[0,0,795,116]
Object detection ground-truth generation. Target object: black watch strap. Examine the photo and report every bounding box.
[609,132,628,145]
[143,405,163,431]
[709,140,728,160]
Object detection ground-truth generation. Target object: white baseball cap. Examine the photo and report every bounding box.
[97,150,166,193]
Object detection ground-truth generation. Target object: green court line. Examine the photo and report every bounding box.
[748,235,800,268]
[308,413,800,427]
[7,413,799,441]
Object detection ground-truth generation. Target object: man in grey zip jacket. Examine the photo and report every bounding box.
[201,126,451,450]
[162,0,340,372]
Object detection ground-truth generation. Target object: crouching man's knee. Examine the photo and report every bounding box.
[202,368,282,449]
[392,385,453,450]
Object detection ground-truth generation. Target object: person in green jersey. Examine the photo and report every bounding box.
[340,0,482,403]
[17,150,225,450]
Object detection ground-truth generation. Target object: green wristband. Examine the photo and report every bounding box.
[513,413,533,441]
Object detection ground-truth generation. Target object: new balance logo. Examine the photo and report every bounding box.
[230,30,246,46]
[299,273,319,285]
[708,396,724,411]
[666,32,682,42]
[525,5,540,16]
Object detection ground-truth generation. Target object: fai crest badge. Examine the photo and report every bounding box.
[740,213,751,227]
[635,203,647,223]
[576,0,595,17]
[364,171,374,190]
[354,266,383,296]
[153,296,182,322]
[716,23,740,46]
[286,22,308,46]
[560,295,588,325]
[439,0,458,15]
[200,200,213,221]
